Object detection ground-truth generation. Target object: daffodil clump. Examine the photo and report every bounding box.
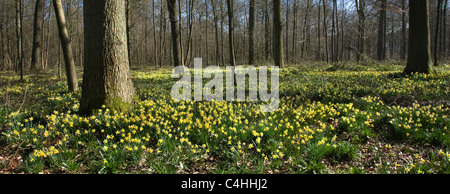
[0,63,449,174]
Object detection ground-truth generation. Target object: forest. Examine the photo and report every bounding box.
[0,0,449,175]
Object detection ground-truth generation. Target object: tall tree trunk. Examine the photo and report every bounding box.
[168,0,180,67]
[377,0,387,61]
[434,0,442,66]
[264,0,270,61]
[248,0,255,65]
[212,0,220,66]
[323,0,328,63]
[80,0,136,115]
[443,0,448,56]
[317,0,321,60]
[31,0,44,70]
[404,0,432,74]
[178,0,184,67]
[356,0,366,62]
[293,0,298,62]
[273,0,283,67]
[16,0,23,80]
[401,0,407,60]
[301,0,311,59]
[285,0,289,64]
[152,0,158,68]
[226,0,236,67]
[53,0,78,93]
[220,0,225,66]
[126,0,132,66]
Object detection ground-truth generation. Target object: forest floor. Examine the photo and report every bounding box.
[0,62,450,174]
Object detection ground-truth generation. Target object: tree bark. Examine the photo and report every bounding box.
[16,0,23,80]
[377,0,387,61]
[434,0,442,66]
[356,0,366,62]
[212,0,220,66]
[248,0,255,65]
[323,0,328,63]
[53,0,78,93]
[443,0,448,56]
[404,0,432,74]
[264,0,270,61]
[273,0,283,67]
[226,0,236,67]
[31,0,44,70]
[401,0,407,60]
[168,0,180,67]
[80,0,136,115]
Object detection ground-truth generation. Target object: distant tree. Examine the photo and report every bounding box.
[404,0,433,74]
[80,0,135,115]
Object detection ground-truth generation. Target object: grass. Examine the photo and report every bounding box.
[0,62,449,174]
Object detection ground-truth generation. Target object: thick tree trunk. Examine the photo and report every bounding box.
[80,0,136,115]
[168,0,180,67]
[273,0,283,67]
[53,0,78,93]
[31,0,44,70]
[404,0,432,74]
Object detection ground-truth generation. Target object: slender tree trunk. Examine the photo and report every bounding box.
[178,0,184,67]
[377,0,387,61]
[152,0,158,68]
[317,0,321,60]
[301,0,311,59]
[264,0,270,61]
[220,1,225,66]
[212,0,220,66]
[80,0,136,115]
[126,0,132,66]
[285,0,289,64]
[323,0,328,63]
[53,0,78,93]
[45,0,52,70]
[404,0,432,74]
[273,0,283,68]
[16,0,23,80]
[401,0,407,60]
[248,0,255,65]
[443,0,448,56]
[434,0,442,66]
[293,0,298,62]
[356,0,366,62]
[226,0,236,67]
